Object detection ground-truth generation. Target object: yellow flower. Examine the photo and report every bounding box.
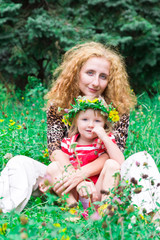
[59,228,67,233]
[17,125,22,129]
[62,117,71,126]
[69,208,77,215]
[0,119,4,123]
[109,111,114,119]
[60,207,67,211]
[87,98,99,103]
[139,214,144,220]
[9,119,13,122]
[112,115,120,122]
[0,223,7,235]
[9,121,16,126]
[53,223,61,228]
[78,99,85,103]
[139,214,147,223]
[109,110,118,119]
[61,235,70,240]
[43,148,49,157]
[98,203,108,216]
[22,97,24,100]
[44,153,49,158]
[62,119,66,124]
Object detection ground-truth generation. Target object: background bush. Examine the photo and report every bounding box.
[0,0,160,92]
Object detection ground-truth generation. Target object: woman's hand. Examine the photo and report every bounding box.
[53,168,86,195]
[76,181,98,202]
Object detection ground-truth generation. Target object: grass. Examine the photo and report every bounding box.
[0,84,160,239]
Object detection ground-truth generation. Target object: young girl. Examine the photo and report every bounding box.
[39,96,124,207]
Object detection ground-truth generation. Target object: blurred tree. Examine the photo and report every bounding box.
[0,0,160,92]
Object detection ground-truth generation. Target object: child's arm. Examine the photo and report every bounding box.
[50,149,109,195]
[92,126,125,164]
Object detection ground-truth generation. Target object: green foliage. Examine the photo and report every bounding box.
[125,92,160,167]
[0,83,49,169]
[0,0,160,91]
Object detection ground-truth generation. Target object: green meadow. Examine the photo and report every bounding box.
[0,84,160,239]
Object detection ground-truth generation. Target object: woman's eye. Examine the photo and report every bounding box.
[86,70,94,75]
[100,74,107,80]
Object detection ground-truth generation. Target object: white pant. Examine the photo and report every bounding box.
[0,152,160,213]
[0,155,46,213]
[121,151,160,213]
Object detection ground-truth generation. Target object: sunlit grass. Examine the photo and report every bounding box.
[125,92,160,168]
[0,87,160,239]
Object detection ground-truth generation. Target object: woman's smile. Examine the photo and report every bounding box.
[88,87,99,93]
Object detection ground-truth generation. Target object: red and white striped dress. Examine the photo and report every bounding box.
[61,133,116,184]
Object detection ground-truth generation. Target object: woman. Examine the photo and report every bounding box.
[0,42,159,215]
[43,42,135,207]
[46,42,136,157]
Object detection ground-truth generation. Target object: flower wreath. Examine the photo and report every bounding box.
[59,96,120,127]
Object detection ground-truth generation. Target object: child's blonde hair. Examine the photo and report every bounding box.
[46,42,136,115]
[67,96,112,137]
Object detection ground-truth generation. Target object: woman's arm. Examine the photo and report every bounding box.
[51,149,75,171]
[92,126,125,164]
[47,105,67,161]
[112,114,130,153]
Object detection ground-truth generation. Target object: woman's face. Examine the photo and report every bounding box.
[79,57,110,97]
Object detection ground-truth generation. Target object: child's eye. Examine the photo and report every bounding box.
[95,119,101,123]
[82,118,88,121]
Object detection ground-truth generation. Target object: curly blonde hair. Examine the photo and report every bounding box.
[46,42,136,115]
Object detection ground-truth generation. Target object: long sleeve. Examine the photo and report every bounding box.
[47,104,68,156]
[112,114,130,153]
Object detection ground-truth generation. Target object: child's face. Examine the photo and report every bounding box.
[77,109,105,142]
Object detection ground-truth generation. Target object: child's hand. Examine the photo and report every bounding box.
[92,126,107,141]
[76,181,98,202]
[54,169,85,195]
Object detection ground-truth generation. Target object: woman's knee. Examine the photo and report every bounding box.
[46,161,60,176]
[103,159,121,172]
[5,155,31,168]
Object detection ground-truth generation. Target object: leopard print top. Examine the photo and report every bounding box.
[47,104,130,157]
